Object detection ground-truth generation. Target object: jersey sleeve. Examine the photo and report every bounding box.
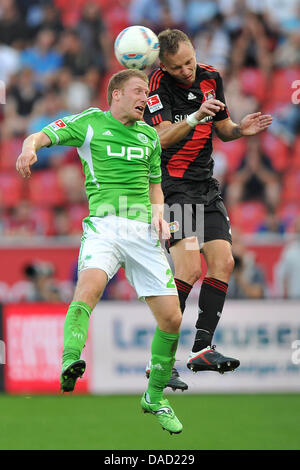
[149,133,162,184]
[214,72,230,122]
[143,71,173,126]
[41,110,95,147]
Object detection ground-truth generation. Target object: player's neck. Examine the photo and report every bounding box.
[110,108,135,127]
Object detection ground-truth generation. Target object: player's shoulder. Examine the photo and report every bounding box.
[197,63,220,77]
[136,119,158,137]
[64,107,104,124]
[148,67,169,94]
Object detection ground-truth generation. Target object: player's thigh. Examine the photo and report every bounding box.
[169,237,202,284]
[122,221,178,301]
[146,295,182,334]
[73,268,108,310]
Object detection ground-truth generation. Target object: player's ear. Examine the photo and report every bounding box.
[112,88,121,102]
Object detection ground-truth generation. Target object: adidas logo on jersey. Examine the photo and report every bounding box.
[188,92,196,100]
[102,130,113,136]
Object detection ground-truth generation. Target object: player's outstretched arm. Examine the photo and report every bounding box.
[16,131,51,178]
[214,113,273,142]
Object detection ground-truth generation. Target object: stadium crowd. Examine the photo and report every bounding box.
[0,0,299,299]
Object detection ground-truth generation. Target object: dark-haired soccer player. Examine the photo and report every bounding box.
[144,29,272,386]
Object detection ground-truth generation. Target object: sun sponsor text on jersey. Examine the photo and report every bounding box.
[174,114,213,124]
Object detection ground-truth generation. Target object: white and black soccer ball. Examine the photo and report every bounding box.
[114,25,160,70]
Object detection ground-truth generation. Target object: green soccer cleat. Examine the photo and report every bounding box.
[141,393,183,435]
[60,360,86,393]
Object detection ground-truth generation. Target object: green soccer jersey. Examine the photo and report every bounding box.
[42,107,162,223]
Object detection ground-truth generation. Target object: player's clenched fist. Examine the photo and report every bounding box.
[196,99,226,121]
[16,131,51,178]
[16,149,37,178]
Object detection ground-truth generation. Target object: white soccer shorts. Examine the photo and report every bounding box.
[78,215,178,300]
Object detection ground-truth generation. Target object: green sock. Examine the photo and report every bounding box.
[62,301,91,371]
[147,327,179,403]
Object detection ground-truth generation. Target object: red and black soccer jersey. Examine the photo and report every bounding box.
[143,64,230,203]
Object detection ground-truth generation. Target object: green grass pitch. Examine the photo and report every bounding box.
[0,394,299,450]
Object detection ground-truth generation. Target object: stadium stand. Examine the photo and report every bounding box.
[0,0,299,299]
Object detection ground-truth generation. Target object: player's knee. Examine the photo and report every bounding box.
[208,254,234,279]
[160,306,182,333]
[175,265,202,285]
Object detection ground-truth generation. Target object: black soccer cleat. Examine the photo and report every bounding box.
[60,360,86,392]
[166,367,188,392]
[187,345,240,374]
[146,364,188,392]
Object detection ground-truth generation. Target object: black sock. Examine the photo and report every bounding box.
[192,277,228,352]
[174,278,193,314]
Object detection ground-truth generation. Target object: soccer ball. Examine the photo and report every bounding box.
[114,25,160,70]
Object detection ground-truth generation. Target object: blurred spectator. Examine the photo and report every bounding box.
[211,149,228,197]
[59,28,100,76]
[226,136,281,210]
[275,215,300,298]
[0,43,21,83]
[227,228,266,298]
[8,67,42,116]
[230,12,273,75]
[20,27,63,88]
[77,2,110,72]
[261,0,300,34]
[23,261,63,302]
[273,31,300,68]
[0,0,28,46]
[3,67,43,137]
[257,207,286,236]
[129,0,185,34]
[223,73,258,123]
[27,90,69,169]
[4,200,43,237]
[52,206,72,236]
[185,0,219,34]
[193,13,231,75]
[57,164,87,204]
[269,104,300,147]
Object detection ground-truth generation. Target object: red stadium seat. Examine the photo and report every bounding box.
[281,169,300,204]
[239,68,268,103]
[278,202,300,232]
[229,201,267,233]
[69,204,89,233]
[213,137,246,173]
[0,138,23,170]
[28,170,67,207]
[0,172,23,208]
[260,133,289,172]
[291,135,300,168]
[31,207,55,236]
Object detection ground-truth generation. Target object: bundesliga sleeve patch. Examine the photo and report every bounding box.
[147,94,163,113]
[49,119,67,131]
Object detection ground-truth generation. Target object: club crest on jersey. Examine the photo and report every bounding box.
[204,89,216,101]
[137,133,148,144]
[169,221,180,233]
[147,94,163,113]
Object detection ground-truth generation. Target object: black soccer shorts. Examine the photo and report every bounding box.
[164,196,232,249]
